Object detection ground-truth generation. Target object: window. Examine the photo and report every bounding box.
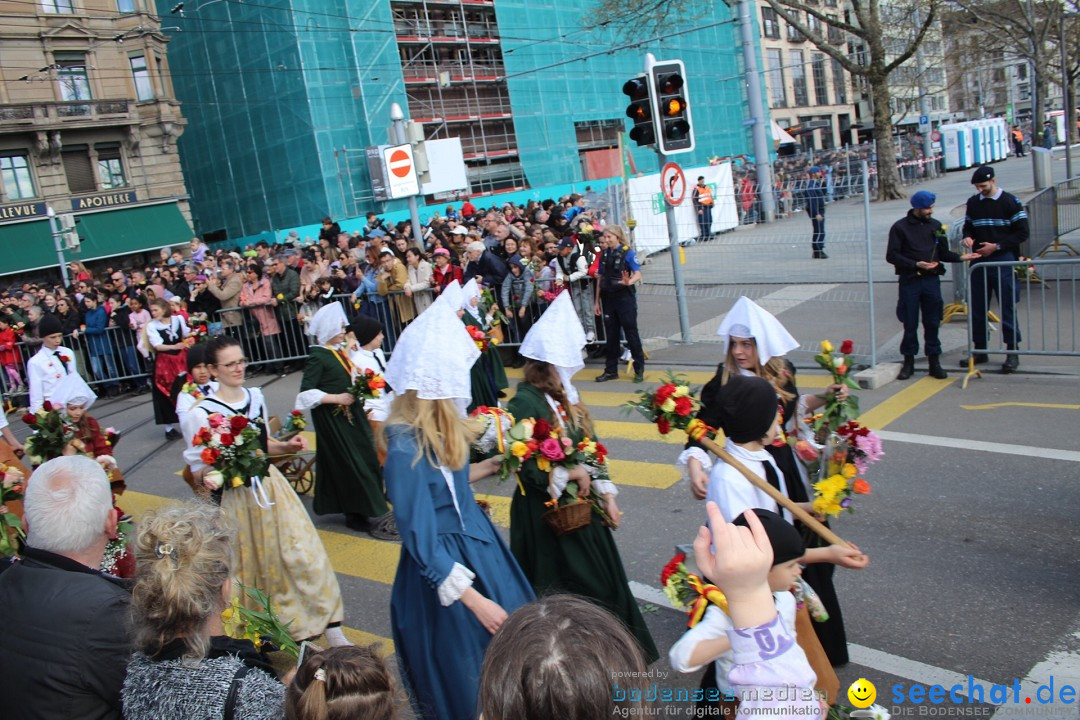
[117,0,136,11]
[41,0,74,13]
[96,144,127,189]
[62,146,96,193]
[130,55,153,100]
[761,7,780,39]
[55,52,92,106]
[925,68,944,85]
[1016,64,1028,80]
[787,23,804,42]
[832,59,847,104]
[1,154,36,201]
[812,54,828,106]
[791,50,808,106]
[766,49,787,109]
[827,15,843,44]
[806,12,820,37]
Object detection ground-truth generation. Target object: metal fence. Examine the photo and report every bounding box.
[964,257,1079,366]
[1027,175,1080,258]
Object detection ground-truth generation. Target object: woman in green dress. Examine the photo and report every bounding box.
[461,278,508,412]
[506,293,658,662]
[295,302,398,541]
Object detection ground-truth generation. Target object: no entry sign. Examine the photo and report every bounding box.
[383,144,420,199]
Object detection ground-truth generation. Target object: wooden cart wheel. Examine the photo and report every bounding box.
[291,455,316,495]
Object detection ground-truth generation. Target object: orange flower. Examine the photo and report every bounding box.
[852,478,871,495]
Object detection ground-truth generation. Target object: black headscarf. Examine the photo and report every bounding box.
[349,316,383,347]
[734,508,806,565]
[716,375,778,443]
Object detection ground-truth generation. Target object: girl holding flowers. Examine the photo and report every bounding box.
[181,335,351,646]
[507,294,658,662]
[677,296,862,666]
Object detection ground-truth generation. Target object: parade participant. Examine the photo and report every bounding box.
[0,457,130,720]
[172,342,219,426]
[122,503,286,720]
[679,296,859,666]
[961,165,1028,373]
[594,225,644,383]
[806,166,828,259]
[381,300,535,720]
[478,595,652,720]
[508,293,658,662]
[886,191,975,380]
[50,373,126,496]
[182,335,350,645]
[295,304,397,540]
[146,298,191,440]
[347,315,394,444]
[670,508,819,716]
[695,374,867,668]
[461,278,508,412]
[692,175,715,242]
[27,313,77,413]
[0,390,27,465]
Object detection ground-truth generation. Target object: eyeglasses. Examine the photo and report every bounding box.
[216,358,248,369]
[111,276,123,282]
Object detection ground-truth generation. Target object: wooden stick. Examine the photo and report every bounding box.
[698,435,850,548]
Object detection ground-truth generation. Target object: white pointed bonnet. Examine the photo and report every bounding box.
[50,372,98,410]
[384,300,479,402]
[519,292,587,403]
[715,296,799,364]
[461,278,483,321]
[309,302,348,346]
[432,279,464,315]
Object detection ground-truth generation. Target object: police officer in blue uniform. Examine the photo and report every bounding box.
[594,225,645,383]
[885,190,975,380]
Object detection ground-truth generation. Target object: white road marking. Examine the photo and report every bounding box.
[848,644,1000,703]
[991,620,1080,718]
[877,430,1080,463]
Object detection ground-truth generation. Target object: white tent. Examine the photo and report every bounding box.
[771,120,797,145]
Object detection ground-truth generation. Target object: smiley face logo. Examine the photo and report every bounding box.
[848,678,877,708]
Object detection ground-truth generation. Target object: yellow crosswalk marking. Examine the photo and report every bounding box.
[594,419,684,444]
[608,459,681,489]
[961,401,1080,411]
[857,376,955,429]
[474,492,512,526]
[341,628,395,654]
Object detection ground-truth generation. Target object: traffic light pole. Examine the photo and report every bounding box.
[736,0,776,222]
[660,152,692,344]
[389,103,425,247]
[47,206,70,287]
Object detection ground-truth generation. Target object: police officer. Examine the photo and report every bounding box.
[960,165,1028,374]
[886,191,976,380]
[594,225,645,383]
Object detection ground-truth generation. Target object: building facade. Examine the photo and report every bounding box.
[155,0,755,241]
[0,0,193,278]
[756,0,859,152]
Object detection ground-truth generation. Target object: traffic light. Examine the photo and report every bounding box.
[623,75,655,147]
[650,60,694,154]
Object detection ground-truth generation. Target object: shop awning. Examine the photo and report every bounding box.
[0,201,192,276]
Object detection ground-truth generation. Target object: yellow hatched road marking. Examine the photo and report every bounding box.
[857,377,955,430]
[961,401,1080,411]
[594,419,685,444]
[608,459,680,489]
[341,628,395,654]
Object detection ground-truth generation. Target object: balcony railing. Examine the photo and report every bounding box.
[402,63,505,82]
[409,95,513,120]
[393,21,499,41]
[0,99,135,128]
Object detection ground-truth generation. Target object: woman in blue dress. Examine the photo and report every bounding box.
[382,299,534,720]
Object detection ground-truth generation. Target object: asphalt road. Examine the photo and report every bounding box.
[11,349,1078,718]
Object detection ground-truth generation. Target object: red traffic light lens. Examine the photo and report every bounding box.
[657,73,684,95]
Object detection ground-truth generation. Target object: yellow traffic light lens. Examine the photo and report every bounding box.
[665,98,686,116]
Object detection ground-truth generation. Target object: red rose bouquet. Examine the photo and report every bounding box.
[623,371,702,435]
[0,464,27,557]
[191,413,269,493]
[283,409,306,434]
[24,400,79,465]
[659,552,729,627]
[465,324,492,353]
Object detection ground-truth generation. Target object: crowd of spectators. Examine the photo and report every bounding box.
[0,191,614,406]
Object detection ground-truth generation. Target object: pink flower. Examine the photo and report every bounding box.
[794,440,819,462]
[207,413,225,428]
[561,437,572,448]
[539,437,566,461]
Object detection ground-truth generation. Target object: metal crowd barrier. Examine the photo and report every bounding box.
[962,257,1079,387]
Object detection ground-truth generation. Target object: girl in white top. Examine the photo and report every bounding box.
[346,315,394,423]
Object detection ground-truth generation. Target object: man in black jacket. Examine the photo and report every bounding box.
[886,191,977,380]
[960,165,1029,373]
[0,456,131,720]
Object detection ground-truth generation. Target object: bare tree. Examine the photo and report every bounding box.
[590,0,939,200]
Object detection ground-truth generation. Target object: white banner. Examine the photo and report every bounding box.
[627,161,738,258]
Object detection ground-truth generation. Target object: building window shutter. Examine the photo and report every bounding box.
[62,147,96,193]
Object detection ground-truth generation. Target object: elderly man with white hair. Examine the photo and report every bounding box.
[0,456,131,720]
[462,239,509,289]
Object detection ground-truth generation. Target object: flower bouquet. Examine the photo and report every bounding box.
[187,323,210,343]
[222,583,300,660]
[623,371,702,435]
[809,339,861,441]
[101,507,134,576]
[470,405,514,456]
[479,285,509,328]
[181,381,208,401]
[282,409,306,435]
[24,401,80,465]
[104,426,121,448]
[337,368,387,425]
[0,465,27,557]
[807,420,882,518]
[466,324,494,353]
[192,413,270,500]
[659,552,729,627]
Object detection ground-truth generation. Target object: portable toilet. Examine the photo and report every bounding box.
[970,122,986,164]
[996,117,1010,159]
[985,120,999,161]
[989,119,1006,161]
[942,124,972,170]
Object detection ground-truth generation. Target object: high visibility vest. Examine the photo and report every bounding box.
[695,185,714,206]
[1012,129,1023,142]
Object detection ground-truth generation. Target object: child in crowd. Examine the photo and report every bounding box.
[670,509,816,715]
[0,316,24,392]
[286,645,406,720]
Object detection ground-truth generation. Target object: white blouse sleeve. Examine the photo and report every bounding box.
[145,321,165,348]
[669,605,734,673]
[181,404,210,471]
[295,389,327,411]
[676,447,713,480]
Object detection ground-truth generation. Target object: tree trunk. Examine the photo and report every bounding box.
[870,73,905,201]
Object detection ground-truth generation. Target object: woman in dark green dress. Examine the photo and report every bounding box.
[461,278,508,412]
[507,294,658,662]
[294,302,398,541]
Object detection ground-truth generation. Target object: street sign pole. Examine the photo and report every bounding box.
[46,206,70,286]
[390,103,425,247]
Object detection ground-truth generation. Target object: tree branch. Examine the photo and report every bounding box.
[883,2,937,74]
[763,0,863,75]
